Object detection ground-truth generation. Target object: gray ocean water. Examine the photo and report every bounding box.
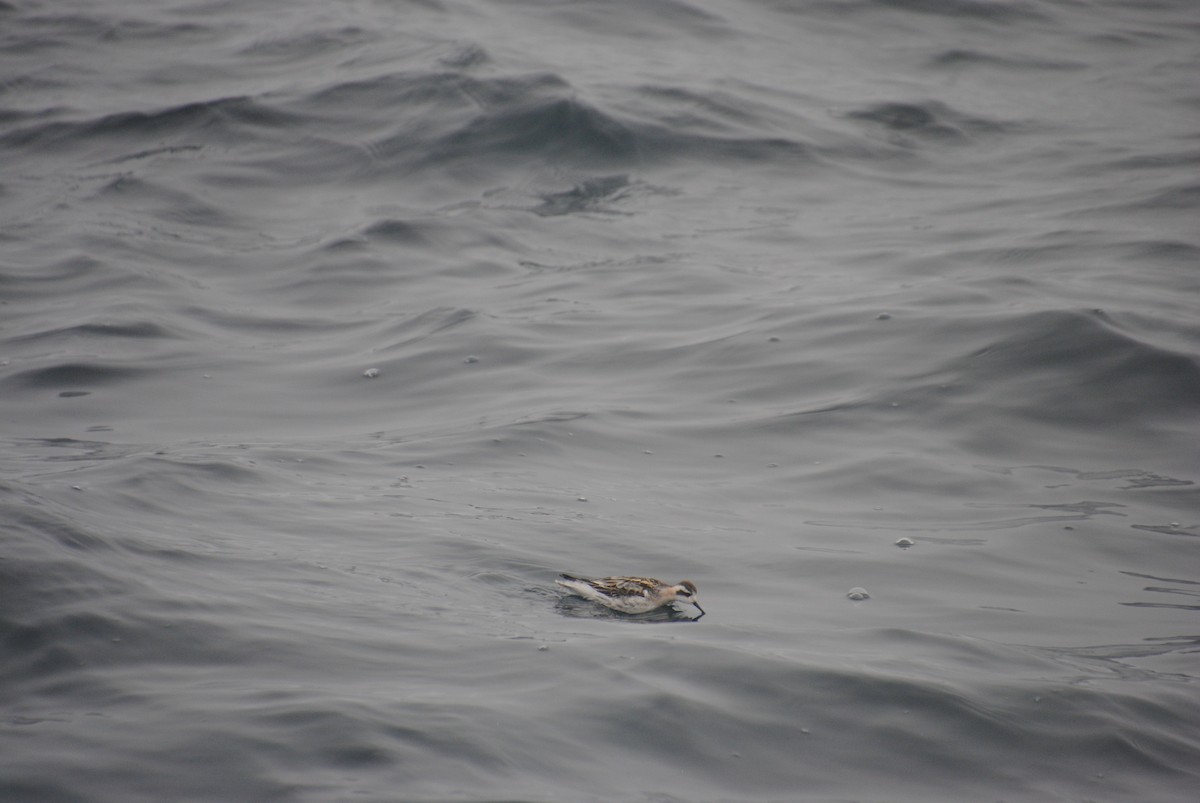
[2,1,1199,801]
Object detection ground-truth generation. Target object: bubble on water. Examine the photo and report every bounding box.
[362,367,380,378]
[895,537,914,548]
[846,587,870,601]
[464,355,479,363]
[876,313,892,320]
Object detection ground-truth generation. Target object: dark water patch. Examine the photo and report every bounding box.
[12,8,210,43]
[1028,500,1127,517]
[1,361,153,392]
[120,455,264,488]
[0,73,67,101]
[98,143,204,167]
[1122,572,1200,588]
[930,48,1085,71]
[806,500,1117,534]
[1101,147,1200,173]
[5,609,269,674]
[532,174,636,217]
[1117,238,1200,265]
[0,779,84,803]
[0,718,294,803]
[509,0,728,40]
[1136,182,1200,210]
[181,304,371,338]
[5,437,139,465]
[1124,583,1200,611]
[980,465,1195,492]
[361,217,433,245]
[870,0,1049,23]
[844,100,1014,144]
[1042,636,1200,688]
[317,236,371,253]
[437,41,490,70]
[1115,474,1194,490]
[1131,524,1199,538]
[358,213,524,256]
[1120,602,1199,610]
[234,25,378,60]
[249,705,406,769]
[1057,180,1200,217]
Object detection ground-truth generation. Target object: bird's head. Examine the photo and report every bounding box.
[673,580,704,616]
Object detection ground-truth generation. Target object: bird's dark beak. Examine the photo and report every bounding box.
[692,601,705,617]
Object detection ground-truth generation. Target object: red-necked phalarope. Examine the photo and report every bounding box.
[556,574,704,617]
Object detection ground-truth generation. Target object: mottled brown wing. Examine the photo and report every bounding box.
[606,577,659,597]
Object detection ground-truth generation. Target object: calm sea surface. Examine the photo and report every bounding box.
[2,1,1198,801]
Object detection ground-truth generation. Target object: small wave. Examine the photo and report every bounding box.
[8,320,177,346]
[877,308,1200,433]
[92,174,239,229]
[343,70,811,173]
[0,96,303,157]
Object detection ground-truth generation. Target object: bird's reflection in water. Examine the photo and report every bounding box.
[554,595,703,623]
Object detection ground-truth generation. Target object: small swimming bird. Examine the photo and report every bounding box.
[556,574,704,616]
